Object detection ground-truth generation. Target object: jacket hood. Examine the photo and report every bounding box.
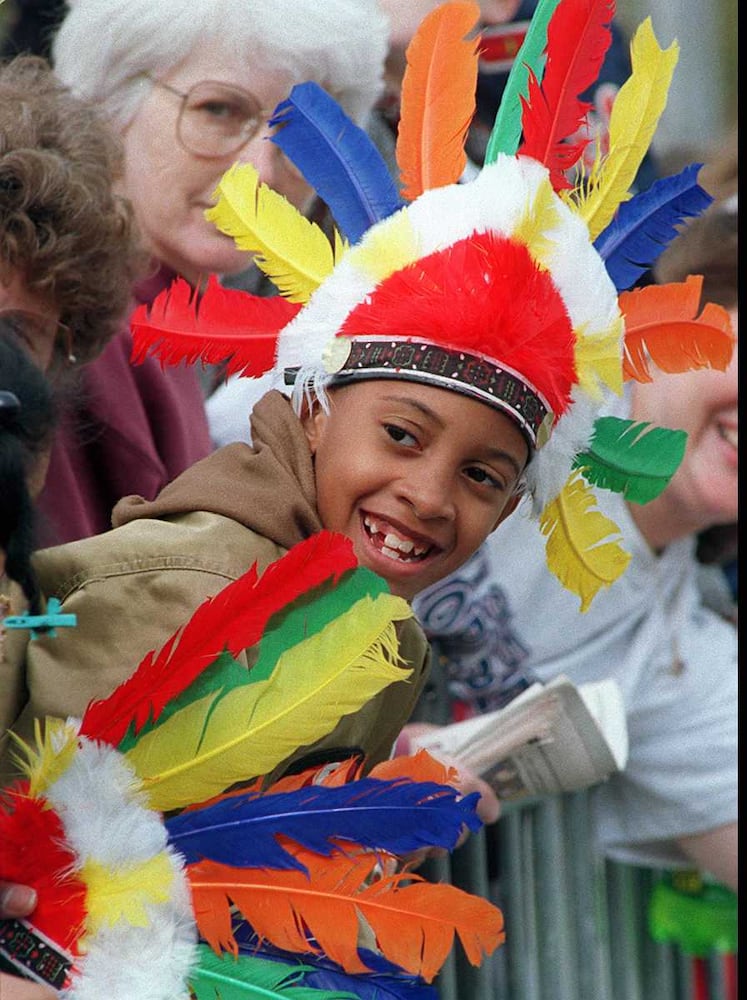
[112,390,321,550]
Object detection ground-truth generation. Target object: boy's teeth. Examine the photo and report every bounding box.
[364,516,429,561]
[384,532,414,553]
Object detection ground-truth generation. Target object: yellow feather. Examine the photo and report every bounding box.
[11,718,79,797]
[575,19,678,240]
[82,854,174,935]
[573,316,625,399]
[126,593,414,812]
[350,209,420,284]
[540,472,631,612]
[205,163,343,302]
[514,176,562,263]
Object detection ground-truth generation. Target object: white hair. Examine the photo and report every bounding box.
[52,0,389,132]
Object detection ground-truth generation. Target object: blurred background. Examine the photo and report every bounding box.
[0,0,737,166]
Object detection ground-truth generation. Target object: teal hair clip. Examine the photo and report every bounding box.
[4,598,77,639]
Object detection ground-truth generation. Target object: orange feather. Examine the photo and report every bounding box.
[620,275,735,382]
[189,847,504,982]
[396,1,481,200]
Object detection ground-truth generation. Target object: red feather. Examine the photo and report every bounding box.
[130,274,301,377]
[518,0,614,189]
[341,232,577,419]
[79,532,359,746]
[0,788,87,955]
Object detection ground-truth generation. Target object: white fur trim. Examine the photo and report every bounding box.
[46,740,197,1000]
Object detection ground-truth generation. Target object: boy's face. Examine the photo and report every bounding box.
[302,380,529,600]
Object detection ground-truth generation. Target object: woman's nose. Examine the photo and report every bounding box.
[234,131,310,207]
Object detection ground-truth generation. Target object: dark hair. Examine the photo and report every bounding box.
[0,55,148,367]
[0,323,56,611]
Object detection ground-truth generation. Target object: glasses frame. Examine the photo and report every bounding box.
[147,76,271,160]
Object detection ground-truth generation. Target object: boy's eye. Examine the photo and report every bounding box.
[385,424,417,447]
[465,466,503,490]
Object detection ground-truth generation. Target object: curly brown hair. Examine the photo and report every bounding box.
[0,55,148,366]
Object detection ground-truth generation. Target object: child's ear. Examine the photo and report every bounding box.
[299,398,328,456]
[489,493,522,534]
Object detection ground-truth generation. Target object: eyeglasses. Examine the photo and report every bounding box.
[149,77,271,159]
[0,309,74,368]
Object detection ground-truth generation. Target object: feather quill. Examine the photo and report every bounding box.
[125,592,413,811]
[518,0,614,190]
[540,470,631,611]
[130,274,300,377]
[396,1,481,200]
[594,164,713,290]
[191,945,356,999]
[269,82,403,244]
[484,0,562,160]
[206,163,342,303]
[165,777,480,868]
[573,416,687,503]
[189,849,504,981]
[620,276,735,382]
[576,18,678,240]
[80,532,359,749]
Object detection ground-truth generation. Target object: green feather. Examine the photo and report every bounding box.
[190,945,357,999]
[120,567,389,752]
[118,650,247,753]
[574,416,687,504]
[484,0,561,161]
[251,566,389,682]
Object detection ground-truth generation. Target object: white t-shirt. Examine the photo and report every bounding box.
[414,453,737,871]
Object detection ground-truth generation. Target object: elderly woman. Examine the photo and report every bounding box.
[40,0,389,541]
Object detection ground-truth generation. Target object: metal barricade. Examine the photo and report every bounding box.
[424,791,736,1000]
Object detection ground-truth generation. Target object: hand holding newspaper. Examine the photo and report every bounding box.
[410,675,628,802]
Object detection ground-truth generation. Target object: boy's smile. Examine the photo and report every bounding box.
[302,380,529,600]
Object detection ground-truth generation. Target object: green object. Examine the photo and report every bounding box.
[574,416,687,504]
[484,0,560,161]
[648,871,738,957]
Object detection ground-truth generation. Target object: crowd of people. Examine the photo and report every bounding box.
[0,1,737,997]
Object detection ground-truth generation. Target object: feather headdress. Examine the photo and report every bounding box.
[0,533,504,998]
[130,0,734,609]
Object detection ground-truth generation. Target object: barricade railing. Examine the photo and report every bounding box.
[423,790,736,1000]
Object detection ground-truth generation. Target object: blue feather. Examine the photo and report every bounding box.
[233,930,438,1000]
[594,164,713,291]
[269,82,404,244]
[166,778,481,868]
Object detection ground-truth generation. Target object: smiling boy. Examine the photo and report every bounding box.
[304,381,526,601]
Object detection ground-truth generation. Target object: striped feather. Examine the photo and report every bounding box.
[125,592,413,812]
